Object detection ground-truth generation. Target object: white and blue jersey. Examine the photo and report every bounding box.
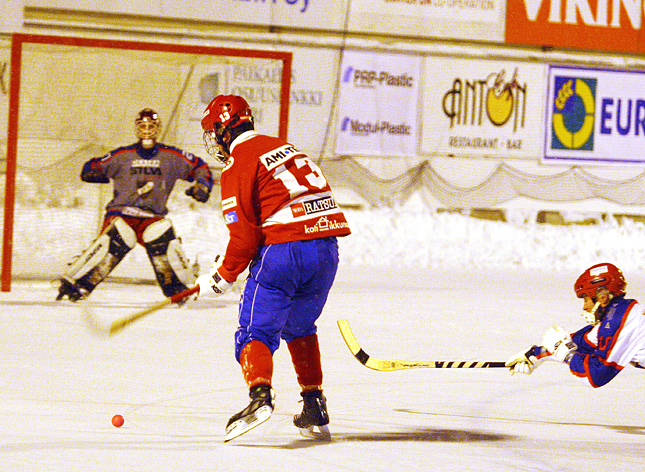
[569,295,645,387]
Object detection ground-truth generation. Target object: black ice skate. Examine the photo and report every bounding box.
[55,278,88,302]
[293,390,331,440]
[224,384,275,442]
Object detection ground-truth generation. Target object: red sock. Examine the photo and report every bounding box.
[240,340,273,388]
[287,334,323,391]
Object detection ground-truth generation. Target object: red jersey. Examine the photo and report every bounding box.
[218,131,351,282]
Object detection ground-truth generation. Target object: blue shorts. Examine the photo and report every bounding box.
[234,237,339,362]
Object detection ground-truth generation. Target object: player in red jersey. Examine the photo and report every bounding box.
[196,95,351,441]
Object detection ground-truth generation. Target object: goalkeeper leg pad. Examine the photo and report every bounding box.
[58,217,136,299]
[142,219,195,297]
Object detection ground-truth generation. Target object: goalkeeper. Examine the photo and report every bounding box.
[56,108,213,302]
[506,262,645,387]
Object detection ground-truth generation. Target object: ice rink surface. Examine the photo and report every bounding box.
[1,263,644,471]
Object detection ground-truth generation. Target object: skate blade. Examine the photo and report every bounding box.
[298,424,331,440]
[224,406,272,442]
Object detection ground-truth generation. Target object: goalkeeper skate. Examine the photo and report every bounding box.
[224,384,275,442]
[55,278,89,302]
[293,390,331,440]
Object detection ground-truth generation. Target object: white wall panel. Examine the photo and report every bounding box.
[1,0,23,32]
[25,0,350,32]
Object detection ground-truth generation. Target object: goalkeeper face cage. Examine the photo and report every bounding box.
[135,108,162,141]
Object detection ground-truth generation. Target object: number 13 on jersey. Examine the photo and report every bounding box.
[274,157,328,199]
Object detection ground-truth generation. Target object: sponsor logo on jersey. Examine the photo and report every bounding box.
[222,196,237,211]
[291,195,338,217]
[132,159,160,167]
[224,211,238,225]
[304,216,349,234]
[259,145,303,171]
[131,159,162,175]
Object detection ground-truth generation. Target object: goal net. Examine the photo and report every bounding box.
[2,34,291,290]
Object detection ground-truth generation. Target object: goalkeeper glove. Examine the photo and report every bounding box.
[195,255,233,297]
[186,178,211,203]
[542,326,577,364]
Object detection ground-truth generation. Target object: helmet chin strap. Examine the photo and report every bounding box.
[580,301,602,325]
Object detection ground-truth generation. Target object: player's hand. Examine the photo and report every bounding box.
[81,169,110,183]
[542,327,577,363]
[505,345,544,375]
[186,179,211,203]
[195,255,233,297]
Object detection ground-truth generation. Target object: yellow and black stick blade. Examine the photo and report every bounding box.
[337,320,505,371]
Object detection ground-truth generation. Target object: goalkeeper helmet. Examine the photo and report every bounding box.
[574,262,626,299]
[201,95,254,163]
[135,108,162,148]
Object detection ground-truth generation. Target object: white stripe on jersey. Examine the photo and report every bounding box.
[608,302,645,368]
[262,191,340,227]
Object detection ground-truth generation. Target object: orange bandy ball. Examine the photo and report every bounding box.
[112,414,125,428]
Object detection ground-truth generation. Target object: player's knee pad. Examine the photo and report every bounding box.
[62,217,136,293]
[142,218,195,297]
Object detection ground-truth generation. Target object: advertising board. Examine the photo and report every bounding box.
[335,50,421,157]
[421,58,546,159]
[544,66,645,165]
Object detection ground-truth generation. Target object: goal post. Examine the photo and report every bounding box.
[2,33,292,291]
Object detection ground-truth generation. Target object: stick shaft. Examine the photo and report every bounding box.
[107,285,200,335]
[337,320,505,371]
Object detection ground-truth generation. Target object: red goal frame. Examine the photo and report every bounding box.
[2,33,292,291]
